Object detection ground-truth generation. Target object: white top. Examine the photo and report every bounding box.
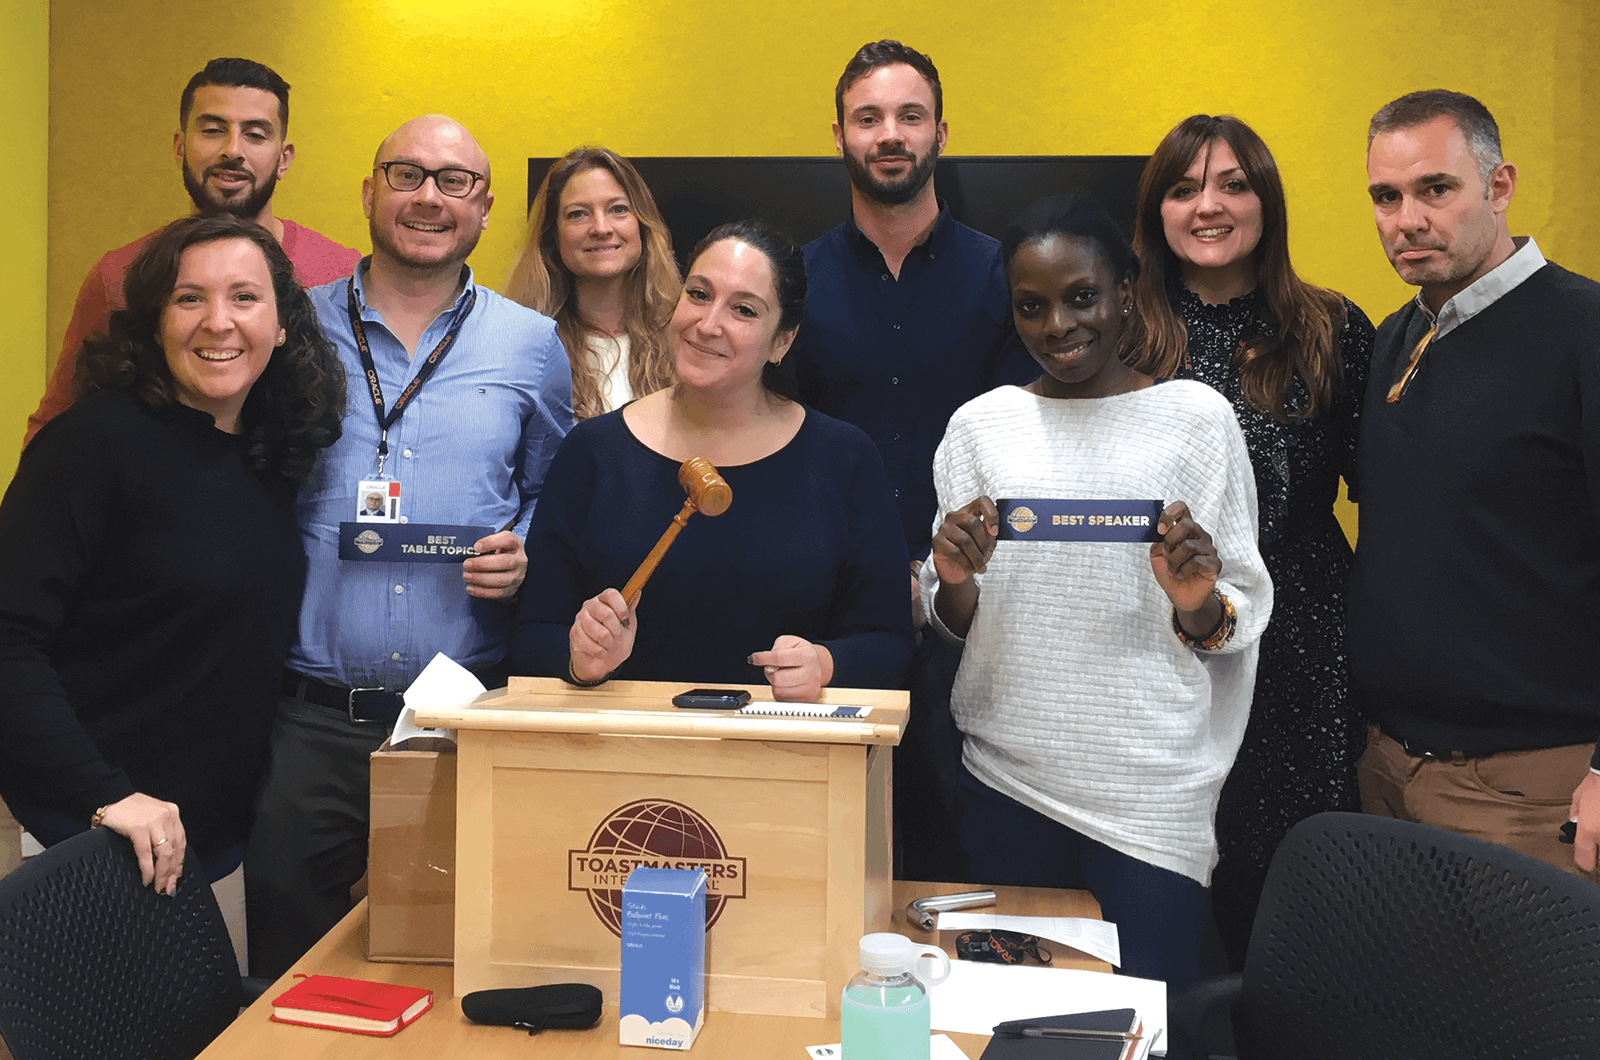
[585,332,634,413]
[920,382,1272,884]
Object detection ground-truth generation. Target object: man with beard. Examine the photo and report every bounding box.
[24,57,359,445]
[1351,89,1600,883]
[245,114,573,977]
[796,41,1033,568]
[793,40,1035,883]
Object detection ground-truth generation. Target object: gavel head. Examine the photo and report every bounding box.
[678,457,732,516]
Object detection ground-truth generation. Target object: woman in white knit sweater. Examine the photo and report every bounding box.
[922,194,1271,992]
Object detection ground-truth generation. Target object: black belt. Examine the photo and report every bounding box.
[281,669,404,726]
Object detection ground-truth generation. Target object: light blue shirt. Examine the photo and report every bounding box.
[289,262,574,688]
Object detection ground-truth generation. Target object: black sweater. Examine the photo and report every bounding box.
[0,391,305,860]
[1348,262,1600,765]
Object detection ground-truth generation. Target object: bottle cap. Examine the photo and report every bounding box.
[855,933,952,988]
[858,932,916,975]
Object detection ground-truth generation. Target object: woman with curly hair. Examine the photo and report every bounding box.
[0,212,345,892]
[1126,115,1375,968]
[505,146,679,419]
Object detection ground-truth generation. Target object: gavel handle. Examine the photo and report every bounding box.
[621,497,698,605]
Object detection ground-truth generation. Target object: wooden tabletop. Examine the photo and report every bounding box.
[412,677,911,746]
[199,882,1107,1058]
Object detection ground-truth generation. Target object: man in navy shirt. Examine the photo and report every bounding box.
[794,40,1034,881]
[795,39,1034,571]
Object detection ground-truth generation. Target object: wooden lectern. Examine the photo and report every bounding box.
[412,677,907,1019]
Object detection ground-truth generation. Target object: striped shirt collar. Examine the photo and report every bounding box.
[1416,236,1545,338]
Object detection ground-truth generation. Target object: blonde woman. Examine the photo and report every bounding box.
[505,147,680,418]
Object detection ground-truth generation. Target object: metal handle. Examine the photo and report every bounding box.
[906,889,997,930]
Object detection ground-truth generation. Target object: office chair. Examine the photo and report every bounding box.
[1171,812,1600,1060]
[0,827,241,1060]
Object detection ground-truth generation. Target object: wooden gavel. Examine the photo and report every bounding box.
[620,457,732,605]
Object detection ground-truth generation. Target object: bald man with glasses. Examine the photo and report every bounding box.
[245,115,573,977]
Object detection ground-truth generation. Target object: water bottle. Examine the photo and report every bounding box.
[840,932,952,1060]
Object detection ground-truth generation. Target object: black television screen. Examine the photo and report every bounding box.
[526,155,1148,266]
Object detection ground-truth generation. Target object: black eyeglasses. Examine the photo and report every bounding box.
[376,161,484,198]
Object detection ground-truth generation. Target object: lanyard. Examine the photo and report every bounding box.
[346,275,478,476]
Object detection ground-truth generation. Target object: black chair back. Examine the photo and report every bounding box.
[1241,812,1600,1059]
[0,827,240,1060]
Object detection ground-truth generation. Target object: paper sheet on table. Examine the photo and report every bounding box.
[806,1033,971,1059]
[389,653,485,745]
[929,962,1167,1055]
[936,912,1121,967]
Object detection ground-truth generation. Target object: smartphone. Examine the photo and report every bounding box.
[672,688,752,710]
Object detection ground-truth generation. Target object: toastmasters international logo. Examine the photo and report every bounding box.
[569,799,747,936]
[1005,505,1037,534]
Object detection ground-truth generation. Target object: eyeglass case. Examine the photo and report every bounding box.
[461,983,603,1033]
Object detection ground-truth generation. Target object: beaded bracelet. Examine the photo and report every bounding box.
[567,660,613,688]
[90,804,110,829]
[1172,590,1237,652]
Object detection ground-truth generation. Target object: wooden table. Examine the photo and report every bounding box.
[199,882,1107,1058]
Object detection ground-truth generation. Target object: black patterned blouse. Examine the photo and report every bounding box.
[1170,284,1375,964]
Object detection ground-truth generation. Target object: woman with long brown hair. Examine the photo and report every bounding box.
[505,147,680,419]
[1127,114,1375,969]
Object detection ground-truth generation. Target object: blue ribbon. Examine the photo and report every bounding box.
[338,521,493,562]
[995,499,1164,542]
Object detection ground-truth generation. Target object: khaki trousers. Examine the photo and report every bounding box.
[1358,725,1600,885]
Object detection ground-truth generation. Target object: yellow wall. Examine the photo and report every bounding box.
[3,0,48,480]
[35,0,1600,518]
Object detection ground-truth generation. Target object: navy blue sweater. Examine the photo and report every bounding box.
[510,408,913,689]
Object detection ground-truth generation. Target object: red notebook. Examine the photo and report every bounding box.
[269,974,433,1036]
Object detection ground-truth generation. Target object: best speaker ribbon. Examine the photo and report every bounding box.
[995,499,1165,542]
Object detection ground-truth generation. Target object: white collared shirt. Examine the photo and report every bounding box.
[1416,236,1546,338]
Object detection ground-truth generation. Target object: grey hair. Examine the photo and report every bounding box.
[1368,89,1503,189]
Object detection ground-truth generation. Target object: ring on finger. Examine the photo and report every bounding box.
[154,838,169,847]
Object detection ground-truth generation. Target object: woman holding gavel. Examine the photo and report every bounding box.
[509,220,914,697]
[925,194,1270,992]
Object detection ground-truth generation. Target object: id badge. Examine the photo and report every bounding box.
[356,479,400,523]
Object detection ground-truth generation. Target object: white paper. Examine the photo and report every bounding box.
[936,911,1122,967]
[929,962,1166,1055]
[388,653,485,745]
[806,1033,970,1059]
[738,702,872,717]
